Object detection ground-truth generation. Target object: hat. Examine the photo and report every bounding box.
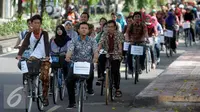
[64,21,72,26]
[179,4,184,9]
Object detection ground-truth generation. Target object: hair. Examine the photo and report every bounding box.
[99,17,107,23]
[132,12,141,19]
[107,20,117,30]
[78,22,89,29]
[127,16,133,19]
[111,12,116,16]
[81,12,90,19]
[27,19,31,23]
[31,14,42,23]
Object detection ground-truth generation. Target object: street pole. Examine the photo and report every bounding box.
[115,0,118,13]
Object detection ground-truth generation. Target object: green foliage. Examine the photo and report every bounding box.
[42,12,56,32]
[88,0,99,5]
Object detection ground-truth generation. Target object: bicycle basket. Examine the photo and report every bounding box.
[51,55,65,68]
[73,62,91,79]
[26,59,41,75]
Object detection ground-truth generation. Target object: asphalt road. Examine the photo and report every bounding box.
[0,41,197,112]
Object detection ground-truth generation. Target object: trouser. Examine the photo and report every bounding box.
[110,60,121,90]
[40,61,51,99]
[149,45,155,64]
[66,62,94,105]
[97,54,106,78]
[154,44,160,59]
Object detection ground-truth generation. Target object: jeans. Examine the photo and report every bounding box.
[154,44,160,59]
[97,54,106,78]
[66,62,94,105]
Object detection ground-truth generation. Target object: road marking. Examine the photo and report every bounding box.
[84,102,105,105]
[46,105,61,112]
[0,50,18,57]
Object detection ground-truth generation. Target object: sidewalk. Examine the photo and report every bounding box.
[132,46,200,111]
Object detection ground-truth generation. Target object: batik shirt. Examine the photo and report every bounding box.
[68,36,98,63]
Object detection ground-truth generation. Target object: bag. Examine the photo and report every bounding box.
[51,55,65,68]
[26,59,41,75]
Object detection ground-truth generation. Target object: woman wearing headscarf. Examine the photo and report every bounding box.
[116,12,127,31]
[145,14,157,69]
[175,7,183,42]
[64,21,78,39]
[165,9,178,53]
[156,11,165,50]
[50,25,71,93]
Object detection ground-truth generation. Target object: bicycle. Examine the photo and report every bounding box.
[131,43,145,84]
[164,30,174,57]
[18,57,45,112]
[72,61,91,112]
[98,50,115,105]
[145,44,151,73]
[50,51,66,104]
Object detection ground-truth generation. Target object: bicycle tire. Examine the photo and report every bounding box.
[25,79,32,112]
[53,71,58,104]
[165,38,170,57]
[78,82,84,112]
[125,61,128,80]
[105,69,109,105]
[170,49,173,57]
[135,56,139,84]
[100,79,104,96]
[109,70,114,101]
[185,29,189,47]
[59,70,66,101]
[37,76,44,111]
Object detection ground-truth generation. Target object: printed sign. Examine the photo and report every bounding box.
[73,62,90,75]
[183,22,190,29]
[131,45,144,55]
[160,36,165,43]
[164,30,173,38]
[21,61,28,73]
[123,42,130,51]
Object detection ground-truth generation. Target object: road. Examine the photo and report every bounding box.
[0,41,197,112]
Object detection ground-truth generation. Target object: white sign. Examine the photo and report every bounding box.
[148,37,154,45]
[160,36,165,43]
[183,22,190,29]
[164,30,173,38]
[131,45,144,55]
[197,12,200,18]
[123,42,130,51]
[73,62,90,75]
[21,61,28,73]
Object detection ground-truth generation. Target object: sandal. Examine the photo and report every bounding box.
[115,90,122,97]
[43,98,49,107]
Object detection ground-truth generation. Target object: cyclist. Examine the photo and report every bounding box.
[98,20,123,97]
[14,19,32,48]
[145,14,157,69]
[64,20,78,39]
[116,12,127,31]
[183,7,196,43]
[127,12,148,74]
[165,9,178,53]
[50,24,71,90]
[65,22,98,109]
[111,12,122,32]
[17,15,51,106]
[96,17,107,34]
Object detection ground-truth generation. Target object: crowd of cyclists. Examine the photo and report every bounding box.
[14,0,200,110]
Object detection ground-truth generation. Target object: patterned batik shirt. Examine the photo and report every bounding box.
[68,36,98,63]
[99,31,124,60]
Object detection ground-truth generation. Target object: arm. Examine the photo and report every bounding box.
[17,32,31,57]
[66,39,75,62]
[92,38,98,63]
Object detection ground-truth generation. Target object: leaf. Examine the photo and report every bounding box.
[112,107,116,110]
[184,80,187,83]
[154,88,158,91]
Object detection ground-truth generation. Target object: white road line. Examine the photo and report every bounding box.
[46,105,61,112]
[0,50,18,57]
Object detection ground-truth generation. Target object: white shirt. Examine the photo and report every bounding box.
[29,32,46,59]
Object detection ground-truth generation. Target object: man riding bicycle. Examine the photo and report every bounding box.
[65,22,98,109]
[16,15,51,106]
[98,20,123,97]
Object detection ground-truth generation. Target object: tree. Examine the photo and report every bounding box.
[17,0,23,19]
[123,0,134,12]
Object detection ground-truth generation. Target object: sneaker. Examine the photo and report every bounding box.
[152,63,156,69]
[157,58,160,64]
[96,81,101,86]
[66,104,76,109]
[87,89,95,96]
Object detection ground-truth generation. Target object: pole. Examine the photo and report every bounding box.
[30,0,33,17]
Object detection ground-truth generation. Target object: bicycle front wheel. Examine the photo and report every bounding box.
[78,82,84,112]
[105,69,109,105]
[135,56,139,84]
[59,70,66,101]
[25,78,32,112]
[53,71,59,104]
[36,76,44,111]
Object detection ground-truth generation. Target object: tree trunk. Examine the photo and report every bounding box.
[30,0,33,17]
[17,0,23,19]
[106,0,110,14]
[41,0,46,18]
[64,0,70,18]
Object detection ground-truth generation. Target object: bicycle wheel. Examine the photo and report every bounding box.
[59,69,66,101]
[36,76,44,111]
[185,29,189,47]
[135,56,139,84]
[25,78,32,112]
[165,38,170,57]
[78,81,84,112]
[100,78,104,96]
[53,71,59,104]
[145,49,151,73]
[105,69,109,105]
[109,70,114,101]
[125,54,128,80]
